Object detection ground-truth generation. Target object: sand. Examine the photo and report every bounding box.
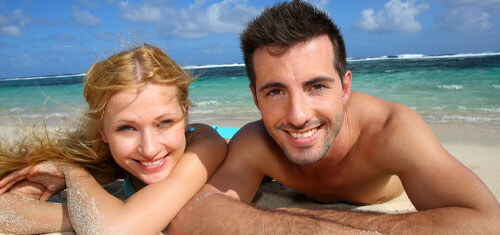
[0,121,499,234]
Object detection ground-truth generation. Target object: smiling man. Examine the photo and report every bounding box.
[170,0,500,233]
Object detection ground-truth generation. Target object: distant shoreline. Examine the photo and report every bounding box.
[2,52,499,80]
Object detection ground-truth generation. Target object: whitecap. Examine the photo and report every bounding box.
[182,63,245,70]
[195,100,220,106]
[9,108,25,112]
[437,85,463,90]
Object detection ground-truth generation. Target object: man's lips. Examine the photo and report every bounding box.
[288,127,318,139]
[281,124,323,146]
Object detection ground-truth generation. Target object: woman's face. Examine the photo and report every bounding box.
[100,83,187,185]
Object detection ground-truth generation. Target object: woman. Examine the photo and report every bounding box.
[0,44,227,234]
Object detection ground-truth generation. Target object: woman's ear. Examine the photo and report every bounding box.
[99,128,108,143]
[184,104,189,128]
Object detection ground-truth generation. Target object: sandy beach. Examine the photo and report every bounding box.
[0,120,499,234]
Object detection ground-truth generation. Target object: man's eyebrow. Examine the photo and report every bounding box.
[302,76,335,87]
[259,82,287,93]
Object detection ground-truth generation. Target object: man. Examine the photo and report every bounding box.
[170,0,499,233]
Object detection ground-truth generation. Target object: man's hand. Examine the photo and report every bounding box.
[0,161,66,201]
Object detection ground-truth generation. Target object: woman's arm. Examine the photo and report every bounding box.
[0,163,72,234]
[63,123,227,234]
[0,191,72,234]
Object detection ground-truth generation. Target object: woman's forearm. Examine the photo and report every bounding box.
[62,155,212,234]
[0,193,72,234]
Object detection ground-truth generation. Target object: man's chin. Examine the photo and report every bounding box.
[282,147,327,165]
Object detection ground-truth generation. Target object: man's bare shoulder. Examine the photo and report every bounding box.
[349,92,440,170]
[228,120,283,167]
[348,92,415,135]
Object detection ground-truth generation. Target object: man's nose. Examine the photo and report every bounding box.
[138,129,160,159]
[287,92,312,128]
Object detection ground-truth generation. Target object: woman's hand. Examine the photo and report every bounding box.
[0,161,67,200]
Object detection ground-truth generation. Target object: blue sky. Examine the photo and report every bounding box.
[1,0,499,78]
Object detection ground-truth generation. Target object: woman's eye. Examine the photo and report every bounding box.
[118,125,135,132]
[158,120,172,127]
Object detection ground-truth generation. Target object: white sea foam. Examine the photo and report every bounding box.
[195,100,220,106]
[9,107,24,112]
[438,85,463,90]
[397,54,426,59]
[479,107,500,113]
[348,56,389,62]
[442,115,500,123]
[347,52,500,62]
[183,63,245,70]
[493,85,500,89]
[1,73,86,82]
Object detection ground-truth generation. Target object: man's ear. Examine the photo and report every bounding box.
[99,128,108,143]
[249,85,259,108]
[342,71,352,105]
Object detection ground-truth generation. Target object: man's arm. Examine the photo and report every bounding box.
[170,122,369,234]
[275,105,500,233]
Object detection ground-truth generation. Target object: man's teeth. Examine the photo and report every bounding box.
[290,128,317,139]
[140,158,163,166]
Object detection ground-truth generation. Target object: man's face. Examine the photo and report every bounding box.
[251,35,351,165]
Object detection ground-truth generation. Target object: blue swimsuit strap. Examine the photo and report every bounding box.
[123,173,136,198]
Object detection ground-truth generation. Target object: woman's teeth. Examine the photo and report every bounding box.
[140,158,163,166]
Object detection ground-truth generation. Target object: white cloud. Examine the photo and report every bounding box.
[96,32,124,41]
[72,6,101,26]
[0,9,30,36]
[121,4,162,22]
[306,0,329,9]
[118,0,260,40]
[9,53,42,67]
[1,25,21,36]
[435,0,499,32]
[356,0,429,33]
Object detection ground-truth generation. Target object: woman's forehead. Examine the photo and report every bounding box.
[104,84,182,120]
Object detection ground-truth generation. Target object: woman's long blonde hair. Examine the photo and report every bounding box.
[0,44,191,184]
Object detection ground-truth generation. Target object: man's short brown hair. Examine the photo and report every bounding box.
[241,0,347,89]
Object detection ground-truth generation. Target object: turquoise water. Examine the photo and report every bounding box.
[1,54,499,126]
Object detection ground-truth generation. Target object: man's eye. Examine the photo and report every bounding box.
[118,125,135,132]
[311,84,326,91]
[267,89,283,97]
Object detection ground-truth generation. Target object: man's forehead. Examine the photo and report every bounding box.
[252,36,338,86]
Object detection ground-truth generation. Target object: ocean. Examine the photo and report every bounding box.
[1,53,499,128]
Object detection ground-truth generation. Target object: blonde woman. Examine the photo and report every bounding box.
[0,44,227,234]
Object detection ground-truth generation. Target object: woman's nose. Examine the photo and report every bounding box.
[137,130,160,158]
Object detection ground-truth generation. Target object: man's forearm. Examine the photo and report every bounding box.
[170,192,371,234]
[282,206,500,234]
